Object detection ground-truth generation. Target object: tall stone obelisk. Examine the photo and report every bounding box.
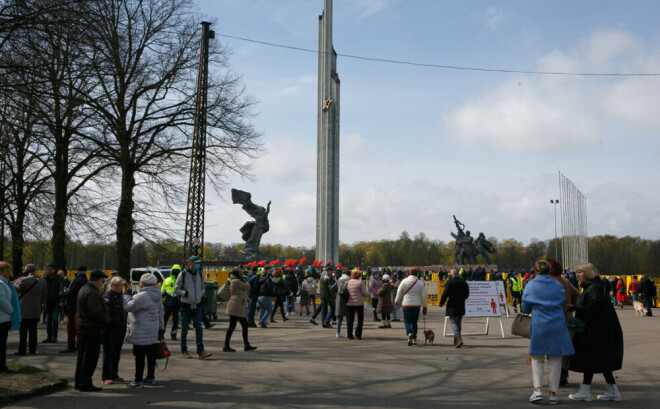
[316,0,340,264]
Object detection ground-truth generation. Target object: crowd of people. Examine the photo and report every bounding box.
[0,256,651,403]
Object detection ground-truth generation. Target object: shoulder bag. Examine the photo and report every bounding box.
[511,313,531,338]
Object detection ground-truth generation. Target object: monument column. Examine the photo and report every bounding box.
[316,0,340,264]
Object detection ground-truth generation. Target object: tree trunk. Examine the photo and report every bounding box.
[10,223,24,280]
[116,168,135,277]
[51,124,69,272]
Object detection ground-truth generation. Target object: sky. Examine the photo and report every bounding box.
[193,0,660,248]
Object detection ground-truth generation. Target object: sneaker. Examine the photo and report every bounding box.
[310,319,318,325]
[144,378,156,385]
[126,381,143,388]
[244,345,257,352]
[548,394,558,405]
[530,390,543,403]
[347,334,355,339]
[282,317,289,321]
[223,345,236,352]
[378,324,388,329]
[412,339,417,345]
[42,338,52,343]
[205,323,216,329]
[181,351,192,359]
[103,379,113,385]
[408,334,413,346]
[336,333,346,338]
[197,350,212,359]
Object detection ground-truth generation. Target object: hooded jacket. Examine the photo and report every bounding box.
[124,285,164,346]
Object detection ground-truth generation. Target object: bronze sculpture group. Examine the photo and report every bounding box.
[451,215,497,265]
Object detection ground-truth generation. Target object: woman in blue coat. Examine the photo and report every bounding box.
[521,260,574,405]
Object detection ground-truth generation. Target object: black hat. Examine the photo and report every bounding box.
[89,269,107,280]
[46,263,57,269]
[75,265,87,272]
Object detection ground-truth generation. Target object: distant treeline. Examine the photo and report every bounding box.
[5,232,658,276]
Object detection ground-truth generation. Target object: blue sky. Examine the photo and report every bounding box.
[195,0,660,247]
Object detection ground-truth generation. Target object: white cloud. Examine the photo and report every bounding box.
[486,6,503,29]
[253,138,315,186]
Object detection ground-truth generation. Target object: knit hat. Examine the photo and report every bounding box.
[140,273,157,286]
[382,274,391,281]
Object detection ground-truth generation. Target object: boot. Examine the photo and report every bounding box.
[568,384,592,401]
[223,344,236,352]
[244,344,257,352]
[597,384,621,401]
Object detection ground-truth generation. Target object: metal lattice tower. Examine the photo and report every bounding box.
[183,22,214,263]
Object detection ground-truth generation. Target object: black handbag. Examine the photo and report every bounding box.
[511,313,531,338]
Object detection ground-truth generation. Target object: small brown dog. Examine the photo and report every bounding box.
[633,301,648,316]
[423,329,435,345]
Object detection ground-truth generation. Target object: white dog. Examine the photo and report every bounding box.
[633,301,648,317]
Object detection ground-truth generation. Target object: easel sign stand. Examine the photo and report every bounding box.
[443,281,505,338]
[495,280,510,318]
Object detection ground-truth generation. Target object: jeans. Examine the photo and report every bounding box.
[75,331,103,389]
[247,295,258,324]
[285,294,295,313]
[18,318,38,354]
[133,344,156,382]
[450,316,463,338]
[102,326,125,381]
[403,307,421,339]
[317,297,335,324]
[631,293,638,302]
[346,305,364,338]
[180,304,204,354]
[642,296,653,316]
[257,296,273,325]
[45,304,60,341]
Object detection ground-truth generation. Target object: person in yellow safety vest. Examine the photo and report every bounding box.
[509,272,522,313]
[160,265,181,341]
[362,269,367,281]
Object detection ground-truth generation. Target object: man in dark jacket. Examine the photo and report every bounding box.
[43,263,64,343]
[61,266,88,353]
[74,269,109,392]
[440,269,470,348]
[639,275,655,317]
[15,264,46,355]
[284,267,298,316]
[246,266,260,327]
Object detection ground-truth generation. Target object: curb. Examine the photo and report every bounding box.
[0,378,68,406]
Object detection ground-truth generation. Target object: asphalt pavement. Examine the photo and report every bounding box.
[4,305,657,408]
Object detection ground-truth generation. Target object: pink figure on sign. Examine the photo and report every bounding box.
[490,298,497,314]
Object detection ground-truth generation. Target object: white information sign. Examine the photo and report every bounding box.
[464,282,501,318]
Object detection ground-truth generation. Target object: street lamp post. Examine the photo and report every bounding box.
[550,199,559,260]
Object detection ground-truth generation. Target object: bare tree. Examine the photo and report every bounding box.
[79,0,262,275]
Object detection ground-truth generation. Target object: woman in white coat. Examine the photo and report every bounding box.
[124,273,164,388]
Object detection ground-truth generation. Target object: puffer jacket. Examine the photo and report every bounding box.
[174,269,205,307]
[302,277,317,296]
[124,286,164,346]
[346,278,368,306]
[394,275,427,308]
[369,276,381,299]
[225,277,250,318]
[103,289,126,330]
